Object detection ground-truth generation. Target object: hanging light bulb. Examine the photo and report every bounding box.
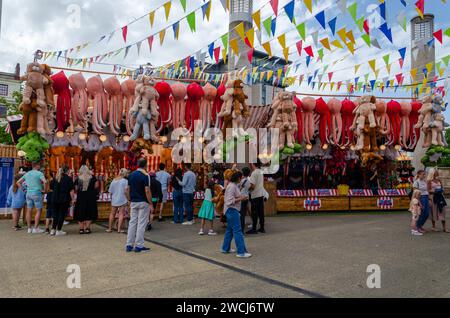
[17,150,26,157]
[123,136,130,142]
[306,144,313,151]
[160,136,168,143]
[395,144,401,151]
[322,144,329,150]
[79,133,87,141]
[380,145,386,151]
[350,145,356,151]
[56,131,65,139]
[99,135,108,143]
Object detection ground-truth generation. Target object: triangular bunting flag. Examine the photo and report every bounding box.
[315,10,326,29]
[262,42,272,57]
[284,0,295,23]
[296,23,306,40]
[122,26,128,43]
[253,10,261,29]
[328,17,337,35]
[270,0,279,16]
[164,1,172,21]
[187,11,196,32]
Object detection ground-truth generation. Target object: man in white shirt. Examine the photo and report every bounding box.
[247,161,266,234]
[155,163,171,222]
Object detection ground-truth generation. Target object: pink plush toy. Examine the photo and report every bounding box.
[315,98,331,146]
[213,84,226,128]
[294,96,303,143]
[375,100,390,136]
[201,83,217,132]
[327,98,342,145]
[302,97,316,145]
[186,83,205,132]
[86,76,108,135]
[341,99,356,146]
[155,81,173,132]
[51,71,72,132]
[121,79,136,136]
[408,101,422,149]
[386,100,402,146]
[104,77,123,136]
[171,83,187,129]
[69,73,88,130]
[399,101,412,148]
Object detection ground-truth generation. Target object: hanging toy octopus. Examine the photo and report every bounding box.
[294,96,303,144]
[213,83,226,129]
[315,98,331,147]
[327,98,342,146]
[399,101,412,148]
[386,100,402,147]
[51,71,72,132]
[171,83,187,129]
[302,97,316,145]
[375,100,390,137]
[69,73,88,131]
[408,101,422,149]
[104,77,123,137]
[155,81,173,132]
[200,83,217,132]
[340,99,357,146]
[87,75,108,135]
[121,78,136,136]
[185,82,205,132]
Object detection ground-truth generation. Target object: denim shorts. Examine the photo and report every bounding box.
[26,193,43,210]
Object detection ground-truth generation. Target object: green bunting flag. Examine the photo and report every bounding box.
[263,17,272,36]
[221,34,229,52]
[187,11,196,32]
[348,2,357,22]
[180,0,187,12]
[296,23,306,41]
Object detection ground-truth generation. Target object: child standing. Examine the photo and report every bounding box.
[6,175,27,231]
[410,189,423,236]
[198,181,217,236]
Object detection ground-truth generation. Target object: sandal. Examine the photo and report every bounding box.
[79,229,85,235]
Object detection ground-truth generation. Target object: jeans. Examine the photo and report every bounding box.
[417,195,430,229]
[126,202,150,248]
[251,197,265,231]
[240,200,249,232]
[183,193,195,222]
[173,190,184,224]
[52,202,69,231]
[222,208,248,255]
[26,193,43,210]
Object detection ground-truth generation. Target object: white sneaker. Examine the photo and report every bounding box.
[247,225,253,229]
[63,221,70,226]
[236,253,252,258]
[27,228,33,234]
[56,231,67,236]
[32,228,45,234]
[198,230,205,236]
[50,229,56,236]
[182,221,193,226]
[208,231,218,236]
[411,230,423,236]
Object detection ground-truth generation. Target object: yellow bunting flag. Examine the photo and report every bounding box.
[235,22,246,41]
[410,68,417,81]
[283,47,290,61]
[222,49,227,64]
[345,41,355,55]
[337,28,347,43]
[386,64,391,75]
[331,40,343,49]
[354,64,361,74]
[304,0,313,13]
[426,62,434,75]
[267,70,274,80]
[369,59,376,73]
[320,38,331,51]
[246,28,255,48]
[262,42,272,57]
[164,1,172,21]
[159,29,166,45]
[277,68,283,79]
[278,34,286,49]
[374,69,380,79]
[230,38,239,55]
[346,30,356,44]
[149,11,155,27]
[252,10,261,30]
[439,67,446,77]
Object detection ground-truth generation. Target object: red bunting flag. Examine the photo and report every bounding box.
[363,20,370,35]
[399,58,404,69]
[296,40,303,56]
[328,72,333,82]
[147,36,154,52]
[304,46,314,57]
[270,0,279,16]
[186,56,191,73]
[122,26,128,43]
[415,0,424,18]
[396,73,404,85]
[214,47,221,63]
[433,29,443,44]
[248,48,255,63]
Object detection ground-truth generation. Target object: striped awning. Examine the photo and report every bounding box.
[243,105,272,130]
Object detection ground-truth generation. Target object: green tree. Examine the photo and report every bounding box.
[0,91,23,145]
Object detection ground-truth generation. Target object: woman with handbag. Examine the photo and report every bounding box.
[427,169,449,233]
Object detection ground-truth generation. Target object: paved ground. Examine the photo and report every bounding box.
[1,212,450,298]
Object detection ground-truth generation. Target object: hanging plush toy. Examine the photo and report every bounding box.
[294,96,303,144]
[414,95,433,148]
[51,71,72,132]
[69,72,88,131]
[21,62,48,109]
[213,83,226,128]
[268,91,297,149]
[104,76,123,137]
[121,78,136,136]
[315,98,331,147]
[233,79,250,118]
[201,83,217,132]
[218,81,234,137]
[185,82,204,132]
[327,98,342,146]
[408,101,422,149]
[37,64,54,136]
[17,133,50,163]
[340,99,356,146]
[351,95,377,151]
[87,75,108,135]
[155,81,173,132]
[301,97,316,145]
[386,100,401,146]
[399,102,412,148]
[171,83,187,129]
[375,100,390,136]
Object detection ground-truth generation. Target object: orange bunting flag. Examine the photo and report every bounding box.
[159,29,166,45]
[262,42,273,57]
[230,38,239,55]
[320,38,331,50]
[253,10,261,29]
[337,28,347,43]
[164,1,172,21]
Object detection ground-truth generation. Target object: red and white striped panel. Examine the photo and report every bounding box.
[166,192,204,201]
[378,189,408,196]
[277,190,307,197]
[98,193,112,202]
[308,189,338,197]
[147,156,161,173]
[243,106,272,130]
[349,189,374,196]
[377,197,394,210]
[304,197,321,211]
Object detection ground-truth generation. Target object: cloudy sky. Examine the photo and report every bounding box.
[0,0,449,99]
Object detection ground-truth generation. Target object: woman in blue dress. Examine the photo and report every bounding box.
[7,174,27,231]
[198,180,217,236]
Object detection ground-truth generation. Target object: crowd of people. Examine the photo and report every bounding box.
[410,168,449,236]
[7,159,269,259]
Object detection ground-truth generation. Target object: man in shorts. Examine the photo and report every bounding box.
[155,163,171,222]
[18,162,47,234]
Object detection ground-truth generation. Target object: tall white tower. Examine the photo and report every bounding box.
[228,0,253,72]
